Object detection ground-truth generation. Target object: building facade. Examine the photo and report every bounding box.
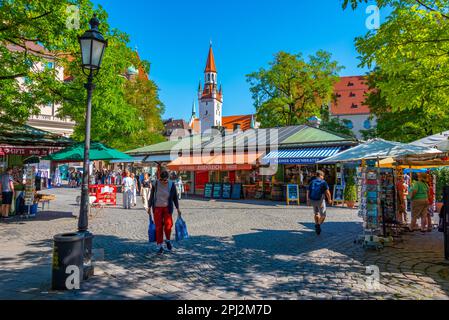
[197,44,223,133]
[6,41,75,137]
[330,76,376,139]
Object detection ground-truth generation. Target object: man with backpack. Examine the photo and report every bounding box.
[307,170,333,235]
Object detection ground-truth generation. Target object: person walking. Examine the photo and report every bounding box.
[307,170,333,235]
[0,168,15,220]
[141,173,152,212]
[410,173,430,232]
[130,173,138,207]
[122,172,134,209]
[148,170,182,254]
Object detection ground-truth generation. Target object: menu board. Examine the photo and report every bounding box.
[231,184,242,199]
[213,183,222,199]
[24,166,36,206]
[222,183,232,199]
[204,183,213,198]
[287,184,300,205]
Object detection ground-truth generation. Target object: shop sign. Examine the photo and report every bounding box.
[0,146,61,156]
[275,158,324,165]
[175,164,252,171]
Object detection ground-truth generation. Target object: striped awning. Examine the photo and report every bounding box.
[262,147,342,165]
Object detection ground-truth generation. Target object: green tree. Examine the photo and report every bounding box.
[343,0,449,142]
[362,71,449,142]
[0,0,164,150]
[247,51,343,128]
[319,107,356,138]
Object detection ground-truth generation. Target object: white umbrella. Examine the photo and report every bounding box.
[318,138,442,164]
[410,131,449,152]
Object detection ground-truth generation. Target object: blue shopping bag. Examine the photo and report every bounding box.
[175,217,189,241]
[148,216,156,243]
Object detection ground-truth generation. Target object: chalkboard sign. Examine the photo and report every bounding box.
[231,184,242,199]
[287,184,300,205]
[222,183,232,199]
[204,183,213,198]
[213,183,222,199]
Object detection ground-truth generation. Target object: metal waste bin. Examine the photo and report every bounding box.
[52,233,84,290]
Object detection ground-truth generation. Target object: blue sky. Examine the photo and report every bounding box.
[92,0,383,120]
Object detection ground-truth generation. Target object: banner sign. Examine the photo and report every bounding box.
[273,158,325,165]
[0,146,61,156]
[173,164,252,172]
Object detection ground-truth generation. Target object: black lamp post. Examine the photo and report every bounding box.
[77,14,107,275]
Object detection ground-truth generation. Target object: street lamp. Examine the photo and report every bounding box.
[77,14,107,277]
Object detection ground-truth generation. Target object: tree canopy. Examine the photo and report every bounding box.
[0,0,164,150]
[345,0,449,141]
[246,51,342,128]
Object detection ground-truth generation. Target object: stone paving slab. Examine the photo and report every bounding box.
[0,187,448,300]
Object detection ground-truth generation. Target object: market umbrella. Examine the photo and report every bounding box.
[318,139,442,164]
[410,131,449,152]
[43,142,133,162]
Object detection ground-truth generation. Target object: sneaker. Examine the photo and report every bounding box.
[165,241,172,252]
[156,246,164,255]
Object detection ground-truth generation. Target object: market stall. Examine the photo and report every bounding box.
[319,139,443,248]
[0,122,73,217]
[43,142,133,207]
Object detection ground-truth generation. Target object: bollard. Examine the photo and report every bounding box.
[52,233,84,290]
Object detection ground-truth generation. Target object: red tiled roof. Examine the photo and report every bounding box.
[189,115,254,132]
[204,45,217,73]
[222,115,253,131]
[330,76,372,115]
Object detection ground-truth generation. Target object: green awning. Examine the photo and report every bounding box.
[0,121,73,146]
[43,142,133,162]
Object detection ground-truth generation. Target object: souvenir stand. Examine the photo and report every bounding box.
[358,159,399,246]
[319,139,443,250]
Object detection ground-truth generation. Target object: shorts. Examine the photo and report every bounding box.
[412,199,428,220]
[310,199,326,217]
[1,192,13,205]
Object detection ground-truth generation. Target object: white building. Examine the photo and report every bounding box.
[7,41,75,137]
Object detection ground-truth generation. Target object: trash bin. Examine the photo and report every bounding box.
[52,233,84,290]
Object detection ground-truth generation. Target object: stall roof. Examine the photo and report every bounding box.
[0,121,72,146]
[410,131,449,152]
[318,139,442,164]
[126,135,203,156]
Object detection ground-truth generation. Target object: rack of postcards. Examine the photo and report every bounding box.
[358,160,399,242]
[358,161,381,231]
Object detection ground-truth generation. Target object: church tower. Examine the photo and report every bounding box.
[198,43,223,133]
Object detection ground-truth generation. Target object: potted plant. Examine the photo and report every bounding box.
[344,168,358,208]
[435,168,449,212]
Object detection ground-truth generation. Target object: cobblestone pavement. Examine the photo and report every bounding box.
[1,187,448,300]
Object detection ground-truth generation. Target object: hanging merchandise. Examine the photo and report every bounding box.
[380,169,396,223]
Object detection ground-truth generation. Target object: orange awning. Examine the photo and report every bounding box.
[167,151,264,171]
